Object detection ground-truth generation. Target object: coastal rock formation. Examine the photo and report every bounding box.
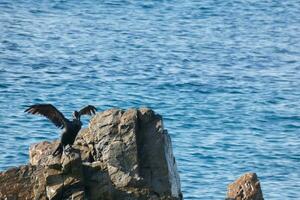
[0,165,38,200]
[226,173,264,200]
[0,108,182,200]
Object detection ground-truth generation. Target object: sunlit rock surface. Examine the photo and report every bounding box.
[226,173,264,200]
[0,108,182,200]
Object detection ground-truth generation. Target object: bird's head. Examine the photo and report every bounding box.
[72,111,80,120]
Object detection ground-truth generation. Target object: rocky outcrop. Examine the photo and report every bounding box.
[0,108,182,200]
[0,108,266,200]
[226,173,264,200]
[0,165,38,200]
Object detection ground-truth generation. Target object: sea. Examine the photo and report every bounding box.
[0,1,299,199]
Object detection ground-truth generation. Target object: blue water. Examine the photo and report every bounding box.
[0,0,300,199]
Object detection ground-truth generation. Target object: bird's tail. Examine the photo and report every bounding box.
[52,143,63,156]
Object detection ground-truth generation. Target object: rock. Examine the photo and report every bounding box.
[45,148,85,200]
[33,166,47,200]
[0,165,40,200]
[0,108,182,200]
[83,161,112,200]
[76,108,182,199]
[226,173,264,200]
[29,141,59,166]
[137,108,181,197]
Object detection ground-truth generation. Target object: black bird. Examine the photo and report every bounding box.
[25,104,97,156]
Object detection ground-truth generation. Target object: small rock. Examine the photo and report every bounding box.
[226,173,264,200]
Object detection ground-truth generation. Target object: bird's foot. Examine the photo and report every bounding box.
[63,145,73,155]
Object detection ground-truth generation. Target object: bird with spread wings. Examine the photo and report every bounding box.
[25,104,97,156]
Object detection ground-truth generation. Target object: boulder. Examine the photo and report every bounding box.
[0,108,182,200]
[74,108,182,199]
[226,173,264,200]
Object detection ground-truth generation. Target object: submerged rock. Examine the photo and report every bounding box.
[0,108,182,200]
[226,173,264,200]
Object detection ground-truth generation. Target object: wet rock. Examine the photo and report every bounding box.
[226,173,264,200]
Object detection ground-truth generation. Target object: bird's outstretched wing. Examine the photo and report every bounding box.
[25,104,68,129]
[78,105,97,116]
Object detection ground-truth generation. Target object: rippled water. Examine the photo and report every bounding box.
[1,1,300,199]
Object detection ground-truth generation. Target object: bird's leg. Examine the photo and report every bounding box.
[52,142,63,157]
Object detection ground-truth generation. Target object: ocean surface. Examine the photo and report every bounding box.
[0,0,300,199]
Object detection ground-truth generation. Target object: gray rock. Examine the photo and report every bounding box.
[83,108,182,199]
[1,108,182,200]
[137,108,181,197]
[45,148,85,200]
[0,108,268,200]
[83,161,112,200]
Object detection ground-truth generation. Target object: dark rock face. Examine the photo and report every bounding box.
[226,173,264,200]
[0,108,182,200]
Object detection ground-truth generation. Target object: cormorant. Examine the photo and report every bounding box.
[25,104,97,156]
